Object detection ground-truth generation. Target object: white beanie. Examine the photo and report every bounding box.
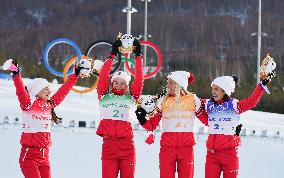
[111,71,131,85]
[211,76,235,96]
[167,71,193,89]
[26,78,49,97]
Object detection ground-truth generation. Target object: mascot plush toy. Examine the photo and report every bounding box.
[259,54,277,94]
[138,88,166,145]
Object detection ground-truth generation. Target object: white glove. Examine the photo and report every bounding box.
[93,60,104,72]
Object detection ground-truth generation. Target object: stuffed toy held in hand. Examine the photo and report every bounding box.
[259,54,276,80]
[140,95,156,115]
[118,33,135,54]
[76,58,95,78]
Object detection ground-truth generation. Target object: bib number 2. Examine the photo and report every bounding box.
[214,124,219,130]
[113,110,123,118]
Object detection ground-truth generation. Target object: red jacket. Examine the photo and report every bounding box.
[199,84,264,150]
[96,55,144,139]
[13,74,78,148]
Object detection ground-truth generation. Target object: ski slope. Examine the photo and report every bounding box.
[1,78,284,178]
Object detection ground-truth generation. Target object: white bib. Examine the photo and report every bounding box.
[206,99,240,135]
[162,111,195,132]
[207,116,239,135]
[22,111,52,133]
[100,103,131,121]
[99,93,134,122]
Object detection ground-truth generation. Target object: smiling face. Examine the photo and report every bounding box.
[37,86,51,102]
[112,78,128,91]
[211,84,226,101]
[167,78,177,95]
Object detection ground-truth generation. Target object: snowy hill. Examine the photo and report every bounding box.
[1,78,284,178]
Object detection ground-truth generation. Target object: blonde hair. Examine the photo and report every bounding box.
[165,84,190,104]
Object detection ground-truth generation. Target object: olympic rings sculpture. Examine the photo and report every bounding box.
[85,40,162,79]
[43,38,82,77]
[63,55,98,94]
[43,37,163,94]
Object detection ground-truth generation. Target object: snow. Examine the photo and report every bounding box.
[1,78,284,178]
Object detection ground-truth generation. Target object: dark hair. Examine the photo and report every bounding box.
[47,99,62,124]
[210,90,231,103]
[222,94,230,101]
[232,75,238,84]
[210,94,230,103]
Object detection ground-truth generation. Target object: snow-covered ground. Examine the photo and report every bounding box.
[1,78,284,178]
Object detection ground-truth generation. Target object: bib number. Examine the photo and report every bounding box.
[214,124,219,130]
[22,123,50,129]
[113,110,123,118]
[175,122,187,129]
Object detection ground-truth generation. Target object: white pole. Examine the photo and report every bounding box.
[257,0,262,84]
[122,0,137,72]
[143,0,148,70]
[126,0,132,35]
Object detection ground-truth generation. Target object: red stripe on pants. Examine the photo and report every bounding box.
[159,146,194,178]
[19,146,50,178]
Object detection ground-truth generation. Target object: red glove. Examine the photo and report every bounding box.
[145,132,155,145]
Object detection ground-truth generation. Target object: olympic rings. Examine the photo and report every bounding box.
[125,40,163,79]
[43,38,82,77]
[85,40,122,76]
[63,55,98,94]
[119,53,134,64]
[44,37,162,94]
[85,40,162,78]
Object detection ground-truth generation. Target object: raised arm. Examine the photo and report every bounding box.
[97,57,115,100]
[130,55,144,101]
[97,39,122,100]
[51,74,78,106]
[195,99,209,126]
[236,84,264,114]
[13,74,31,111]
